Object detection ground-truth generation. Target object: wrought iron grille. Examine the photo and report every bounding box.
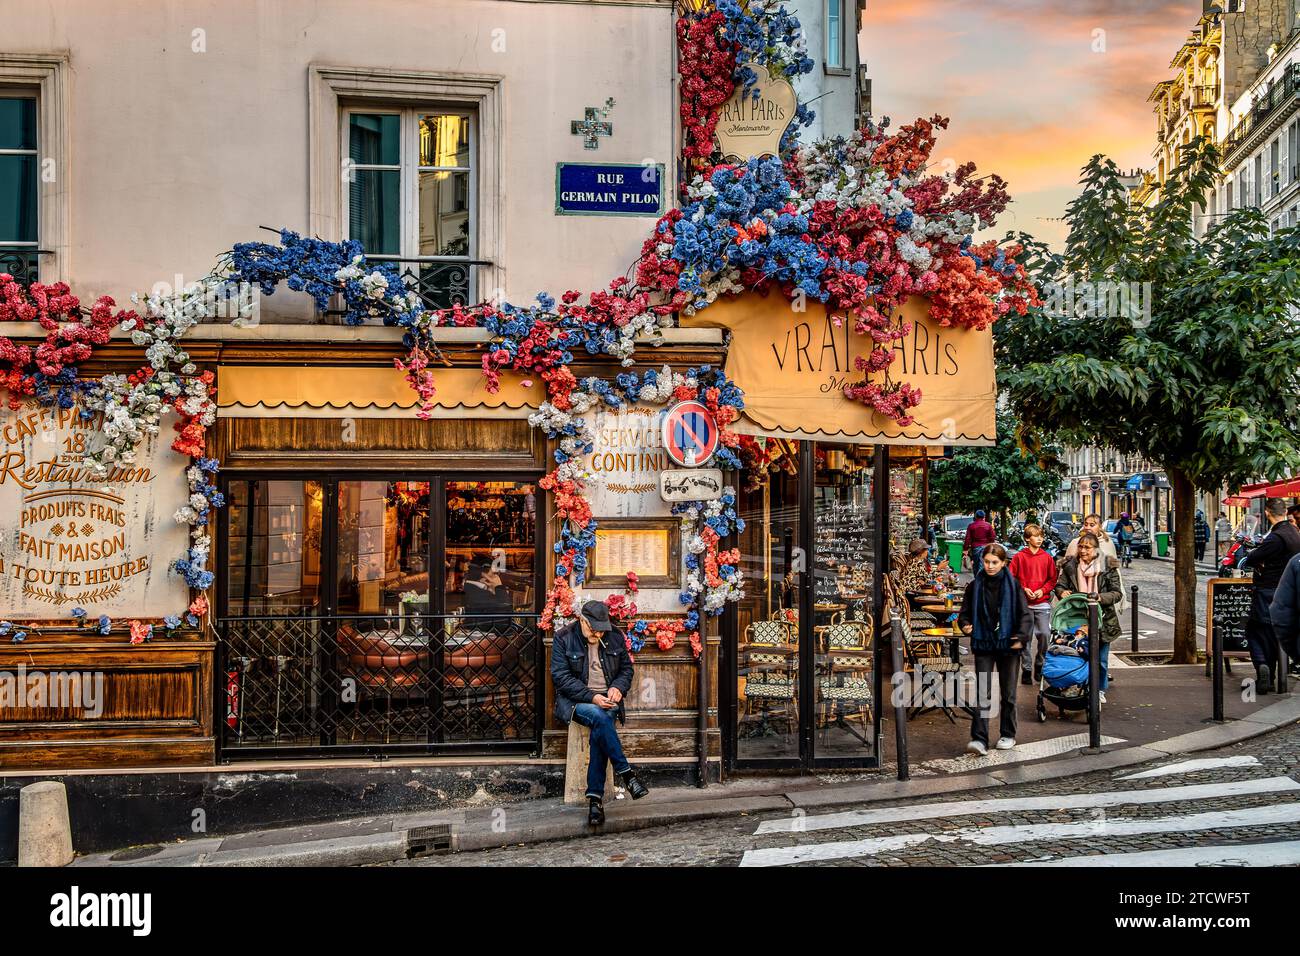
[0,248,46,285]
[218,612,540,757]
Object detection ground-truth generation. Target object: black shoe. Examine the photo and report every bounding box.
[619,768,649,800]
[1257,665,1272,694]
[1020,671,1033,686]
[1032,666,1042,683]
[587,797,605,826]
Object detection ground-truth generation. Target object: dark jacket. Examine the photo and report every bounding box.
[1271,553,1300,647]
[1240,519,1300,591]
[550,621,634,725]
[1055,555,1123,642]
[957,568,1033,654]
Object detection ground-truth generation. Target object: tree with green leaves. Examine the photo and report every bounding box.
[928,408,1066,531]
[997,137,1300,663]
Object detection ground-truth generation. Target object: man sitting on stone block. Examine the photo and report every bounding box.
[551,600,649,825]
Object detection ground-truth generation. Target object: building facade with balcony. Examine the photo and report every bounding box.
[3,0,1004,860]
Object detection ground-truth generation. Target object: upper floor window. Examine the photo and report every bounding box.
[826,0,844,70]
[345,107,475,310]
[0,95,37,282]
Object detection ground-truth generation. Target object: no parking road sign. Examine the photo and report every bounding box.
[661,400,719,467]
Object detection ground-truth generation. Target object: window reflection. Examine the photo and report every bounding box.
[226,480,324,614]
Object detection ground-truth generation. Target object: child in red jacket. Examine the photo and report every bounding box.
[1009,523,1058,685]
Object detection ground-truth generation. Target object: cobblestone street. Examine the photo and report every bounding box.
[400,721,1300,867]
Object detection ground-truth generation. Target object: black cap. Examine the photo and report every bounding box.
[580,600,613,632]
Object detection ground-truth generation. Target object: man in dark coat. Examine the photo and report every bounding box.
[1241,499,1300,690]
[1271,552,1300,676]
[550,600,648,825]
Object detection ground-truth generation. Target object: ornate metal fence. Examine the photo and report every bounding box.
[217,612,541,758]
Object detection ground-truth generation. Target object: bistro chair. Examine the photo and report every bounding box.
[814,611,874,744]
[739,615,797,737]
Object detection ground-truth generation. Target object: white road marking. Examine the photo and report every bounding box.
[740,800,1300,867]
[918,733,1126,773]
[758,776,1297,834]
[990,840,1300,867]
[1137,604,1205,637]
[1117,755,1262,780]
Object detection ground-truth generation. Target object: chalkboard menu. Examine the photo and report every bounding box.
[813,497,874,603]
[1207,577,1253,656]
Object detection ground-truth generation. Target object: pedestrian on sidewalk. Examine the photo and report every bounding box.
[957,543,1033,756]
[964,509,997,570]
[1194,511,1210,562]
[1055,533,1122,703]
[1065,514,1118,562]
[1288,504,1300,529]
[550,600,649,825]
[1009,522,1057,686]
[1270,552,1300,673]
[1239,498,1300,692]
[1114,512,1136,568]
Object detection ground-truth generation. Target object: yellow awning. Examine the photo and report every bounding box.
[682,293,995,446]
[217,366,541,419]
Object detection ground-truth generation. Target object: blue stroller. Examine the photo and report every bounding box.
[1036,593,1096,722]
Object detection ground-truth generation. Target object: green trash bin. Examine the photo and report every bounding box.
[945,538,964,569]
[1155,531,1170,557]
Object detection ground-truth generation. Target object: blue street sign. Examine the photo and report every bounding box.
[555,162,664,217]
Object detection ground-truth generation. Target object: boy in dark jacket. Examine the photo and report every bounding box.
[958,543,1033,755]
[550,601,648,825]
[1240,499,1300,690]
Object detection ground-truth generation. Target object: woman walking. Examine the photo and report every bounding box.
[1055,532,1123,702]
[958,543,1034,755]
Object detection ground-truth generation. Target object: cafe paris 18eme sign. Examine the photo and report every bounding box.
[0,402,189,619]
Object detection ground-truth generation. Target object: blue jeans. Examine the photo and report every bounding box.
[1099,641,1110,691]
[572,703,631,799]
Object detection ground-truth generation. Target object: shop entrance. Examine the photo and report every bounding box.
[726,442,887,770]
[215,473,544,759]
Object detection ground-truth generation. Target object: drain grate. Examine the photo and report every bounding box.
[405,824,452,858]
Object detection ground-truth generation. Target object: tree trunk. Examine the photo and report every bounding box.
[1168,466,1198,664]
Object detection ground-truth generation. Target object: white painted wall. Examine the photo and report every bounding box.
[0,0,676,318]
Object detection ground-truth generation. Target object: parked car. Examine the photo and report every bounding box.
[1105,517,1151,559]
[942,514,975,542]
[1045,510,1081,528]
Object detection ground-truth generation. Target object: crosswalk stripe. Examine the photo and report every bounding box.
[917,733,1126,773]
[757,776,1298,834]
[1116,756,1261,780]
[739,800,1300,867]
[988,840,1300,867]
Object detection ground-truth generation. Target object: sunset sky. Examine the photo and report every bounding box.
[861,0,1204,247]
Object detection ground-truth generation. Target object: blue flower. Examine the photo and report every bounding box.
[98,615,111,635]
[70,607,87,619]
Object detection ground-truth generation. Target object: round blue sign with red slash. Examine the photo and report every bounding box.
[662,400,719,467]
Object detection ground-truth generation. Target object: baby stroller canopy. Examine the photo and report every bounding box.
[1051,592,1091,634]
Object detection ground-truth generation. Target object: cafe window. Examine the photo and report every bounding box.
[734,441,878,766]
[345,107,477,309]
[225,476,536,619]
[219,475,541,755]
[0,95,38,282]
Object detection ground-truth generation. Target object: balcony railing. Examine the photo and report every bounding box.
[1224,63,1300,160]
[218,611,541,758]
[1191,85,1217,110]
[0,247,48,285]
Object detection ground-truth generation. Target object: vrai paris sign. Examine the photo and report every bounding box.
[0,403,190,619]
[715,74,797,161]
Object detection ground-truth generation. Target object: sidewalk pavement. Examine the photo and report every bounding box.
[71,692,1300,867]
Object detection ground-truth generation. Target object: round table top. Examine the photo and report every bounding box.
[921,603,958,613]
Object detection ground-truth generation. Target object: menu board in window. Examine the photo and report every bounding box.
[813,493,874,604]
